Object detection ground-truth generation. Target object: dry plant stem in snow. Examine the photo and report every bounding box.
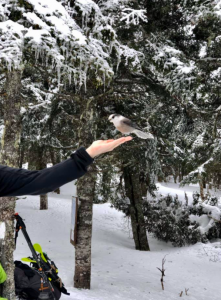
[157,255,167,290]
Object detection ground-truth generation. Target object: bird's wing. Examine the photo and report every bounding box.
[121,117,141,130]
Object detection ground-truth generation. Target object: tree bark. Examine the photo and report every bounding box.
[0,199,16,300]
[74,96,97,289]
[74,165,96,289]
[34,145,49,210]
[0,70,23,300]
[40,194,48,210]
[199,174,205,201]
[123,167,150,251]
[49,148,60,194]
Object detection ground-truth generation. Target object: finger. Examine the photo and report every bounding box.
[105,138,124,147]
[116,136,133,142]
[111,137,133,149]
[124,136,133,141]
[116,136,133,144]
[106,139,115,143]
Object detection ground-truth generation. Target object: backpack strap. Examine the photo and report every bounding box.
[14,213,25,247]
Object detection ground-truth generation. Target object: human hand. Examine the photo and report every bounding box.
[86,136,133,158]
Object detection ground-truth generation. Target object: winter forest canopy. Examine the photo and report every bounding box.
[1,0,221,299]
[1,0,221,190]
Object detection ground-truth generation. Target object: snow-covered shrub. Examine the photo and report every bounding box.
[143,194,221,247]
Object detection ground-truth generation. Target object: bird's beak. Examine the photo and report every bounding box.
[108,115,112,121]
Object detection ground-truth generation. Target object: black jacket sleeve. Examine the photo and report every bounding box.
[0,147,94,197]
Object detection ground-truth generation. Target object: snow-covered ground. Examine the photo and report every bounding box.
[14,183,221,300]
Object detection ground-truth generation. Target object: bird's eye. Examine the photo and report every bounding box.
[112,116,114,119]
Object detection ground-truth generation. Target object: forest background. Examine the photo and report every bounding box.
[1,0,221,299]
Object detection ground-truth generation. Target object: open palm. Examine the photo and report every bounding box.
[86,137,133,158]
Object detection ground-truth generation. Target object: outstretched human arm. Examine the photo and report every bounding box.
[0,137,132,197]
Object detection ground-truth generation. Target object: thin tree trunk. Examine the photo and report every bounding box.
[124,167,150,251]
[178,165,182,182]
[40,194,48,210]
[199,174,205,201]
[0,199,16,300]
[74,97,97,289]
[0,70,23,300]
[35,146,49,210]
[18,137,26,169]
[74,165,96,289]
[49,147,60,194]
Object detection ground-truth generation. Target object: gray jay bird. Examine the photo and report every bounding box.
[108,114,154,139]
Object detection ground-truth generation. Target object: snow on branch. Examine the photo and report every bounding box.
[100,0,129,11]
[0,20,25,70]
[146,38,197,100]
[0,0,10,21]
[120,8,147,25]
[189,202,221,235]
[75,0,100,16]
[214,0,221,16]
[116,44,144,71]
[180,157,214,187]
[0,0,144,90]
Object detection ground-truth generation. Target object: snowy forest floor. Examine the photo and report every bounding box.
[15,183,221,300]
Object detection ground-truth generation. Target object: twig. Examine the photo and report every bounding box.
[179,291,183,297]
[185,288,189,295]
[157,255,167,290]
[44,144,78,149]
[208,215,221,223]
[203,247,209,256]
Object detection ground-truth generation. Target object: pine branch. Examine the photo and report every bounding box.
[45,144,78,149]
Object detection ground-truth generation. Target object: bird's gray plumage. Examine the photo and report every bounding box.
[108,114,154,139]
[121,117,141,130]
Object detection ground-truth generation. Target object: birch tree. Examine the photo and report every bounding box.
[0,70,23,300]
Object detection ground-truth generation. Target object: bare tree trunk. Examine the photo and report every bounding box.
[74,97,97,289]
[40,194,48,210]
[0,70,23,300]
[18,137,26,169]
[74,165,96,289]
[124,167,150,251]
[199,174,205,201]
[0,199,16,300]
[49,147,61,194]
[35,145,49,210]
[178,165,182,183]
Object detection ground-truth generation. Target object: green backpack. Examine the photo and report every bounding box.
[0,263,6,284]
[0,263,7,300]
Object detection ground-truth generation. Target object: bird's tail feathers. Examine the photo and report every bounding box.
[134,130,154,139]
